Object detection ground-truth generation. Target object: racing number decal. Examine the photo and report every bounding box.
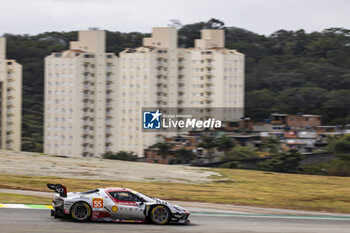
[93,198,103,208]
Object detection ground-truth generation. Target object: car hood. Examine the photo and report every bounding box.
[150,198,189,214]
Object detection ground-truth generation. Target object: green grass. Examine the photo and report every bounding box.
[0,193,52,204]
[1,169,350,213]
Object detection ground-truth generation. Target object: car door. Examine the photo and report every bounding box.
[107,191,145,220]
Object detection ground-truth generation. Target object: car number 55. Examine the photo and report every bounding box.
[93,198,103,208]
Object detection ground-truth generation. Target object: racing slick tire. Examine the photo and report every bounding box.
[70,202,92,222]
[149,205,171,225]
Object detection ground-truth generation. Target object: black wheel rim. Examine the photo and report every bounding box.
[152,207,169,224]
[73,204,89,220]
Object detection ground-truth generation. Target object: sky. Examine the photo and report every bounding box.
[0,0,349,36]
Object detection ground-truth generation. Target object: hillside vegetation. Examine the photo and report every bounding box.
[3,18,350,152]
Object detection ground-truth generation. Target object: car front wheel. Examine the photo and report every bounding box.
[150,205,171,225]
[70,202,91,222]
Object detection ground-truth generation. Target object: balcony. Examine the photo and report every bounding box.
[83,120,92,126]
[82,137,90,143]
[83,76,90,82]
[106,76,113,82]
[7,73,13,80]
[106,65,113,72]
[83,129,91,135]
[7,82,14,89]
[83,147,90,152]
[7,66,13,72]
[106,120,112,126]
[6,100,13,106]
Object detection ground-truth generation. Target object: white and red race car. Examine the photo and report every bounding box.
[47,184,190,224]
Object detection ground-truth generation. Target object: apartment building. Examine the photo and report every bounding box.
[44,28,244,158]
[179,29,244,110]
[44,30,118,157]
[0,37,22,152]
[118,28,245,156]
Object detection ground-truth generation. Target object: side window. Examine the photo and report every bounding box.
[109,191,141,202]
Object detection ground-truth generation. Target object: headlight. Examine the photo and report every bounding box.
[173,206,183,212]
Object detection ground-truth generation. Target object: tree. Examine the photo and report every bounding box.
[221,146,258,161]
[102,151,137,161]
[261,136,281,154]
[217,135,235,154]
[174,148,196,163]
[198,135,218,158]
[151,142,174,159]
[327,135,350,161]
[257,150,304,173]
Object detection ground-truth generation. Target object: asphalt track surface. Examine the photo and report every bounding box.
[2,208,350,233]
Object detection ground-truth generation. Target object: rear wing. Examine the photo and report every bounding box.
[47,184,67,197]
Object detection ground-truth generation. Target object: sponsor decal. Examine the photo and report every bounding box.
[116,201,137,206]
[91,211,111,220]
[111,206,118,212]
[92,198,103,209]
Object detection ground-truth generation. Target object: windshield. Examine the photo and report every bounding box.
[132,190,154,202]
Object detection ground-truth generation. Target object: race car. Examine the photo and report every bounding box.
[47,184,190,224]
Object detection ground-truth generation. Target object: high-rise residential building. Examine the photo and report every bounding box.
[44,28,244,158]
[118,28,244,156]
[44,30,118,157]
[0,37,22,152]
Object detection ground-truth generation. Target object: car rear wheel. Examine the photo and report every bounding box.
[150,205,171,225]
[70,202,91,222]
